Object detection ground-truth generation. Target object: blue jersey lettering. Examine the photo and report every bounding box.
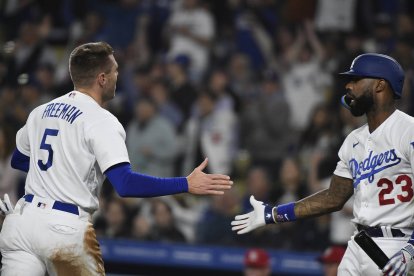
[68,110,83,124]
[42,103,53,118]
[42,103,83,123]
[349,149,401,187]
[63,106,76,121]
[59,104,71,119]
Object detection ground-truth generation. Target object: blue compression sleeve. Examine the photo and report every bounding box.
[105,163,188,197]
[10,148,30,172]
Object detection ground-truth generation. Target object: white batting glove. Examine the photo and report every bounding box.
[231,195,275,234]
[0,194,14,215]
[383,244,414,276]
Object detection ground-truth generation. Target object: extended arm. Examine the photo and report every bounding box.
[105,158,232,198]
[292,174,354,219]
[105,163,187,197]
[232,175,353,234]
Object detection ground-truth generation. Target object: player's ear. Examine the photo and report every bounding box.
[97,73,106,86]
[375,79,386,92]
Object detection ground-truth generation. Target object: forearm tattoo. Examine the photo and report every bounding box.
[274,175,354,220]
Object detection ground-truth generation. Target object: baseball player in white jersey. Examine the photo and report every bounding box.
[0,42,233,275]
[231,53,414,276]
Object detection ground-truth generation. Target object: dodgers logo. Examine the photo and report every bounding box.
[349,149,401,187]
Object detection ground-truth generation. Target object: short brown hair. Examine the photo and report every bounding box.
[69,42,114,87]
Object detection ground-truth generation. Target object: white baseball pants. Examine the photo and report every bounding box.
[0,195,104,275]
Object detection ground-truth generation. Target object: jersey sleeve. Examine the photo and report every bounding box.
[334,137,353,179]
[16,124,30,156]
[86,115,130,173]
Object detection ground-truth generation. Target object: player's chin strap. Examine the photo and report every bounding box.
[341,95,351,110]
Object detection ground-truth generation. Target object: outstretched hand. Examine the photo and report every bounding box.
[0,194,14,215]
[231,195,271,234]
[186,158,233,195]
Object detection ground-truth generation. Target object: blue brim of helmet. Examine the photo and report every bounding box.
[338,72,401,99]
[338,71,365,78]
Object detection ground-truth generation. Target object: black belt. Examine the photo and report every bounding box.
[357,224,406,238]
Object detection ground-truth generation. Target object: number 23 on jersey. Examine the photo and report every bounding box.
[378,175,414,205]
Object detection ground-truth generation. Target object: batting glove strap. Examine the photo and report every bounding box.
[402,244,414,261]
[264,205,275,224]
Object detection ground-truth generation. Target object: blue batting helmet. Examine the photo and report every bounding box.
[339,53,405,98]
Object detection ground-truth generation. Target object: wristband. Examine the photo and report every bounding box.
[275,202,296,223]
[264,204,275,224]
[403,244,414,260]
[408,231,414,246]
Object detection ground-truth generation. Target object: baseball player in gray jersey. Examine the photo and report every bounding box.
[0,42,233,275]
[232,53,414,276]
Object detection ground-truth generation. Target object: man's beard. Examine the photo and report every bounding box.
[349,88,374,117]
[102,84,116,102]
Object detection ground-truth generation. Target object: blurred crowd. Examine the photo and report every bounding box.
[1,0,414,254]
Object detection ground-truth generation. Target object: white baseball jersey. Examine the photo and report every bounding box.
[16,91,130,212]
[334,110,414,229]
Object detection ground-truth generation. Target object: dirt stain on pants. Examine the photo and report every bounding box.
[51,224,105,276]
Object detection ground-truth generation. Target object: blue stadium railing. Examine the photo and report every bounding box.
[99,238,323,275]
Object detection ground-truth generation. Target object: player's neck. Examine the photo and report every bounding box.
[75,87,103,106]
[366,105,396,133]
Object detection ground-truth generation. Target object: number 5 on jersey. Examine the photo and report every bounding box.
[38,128,59,171]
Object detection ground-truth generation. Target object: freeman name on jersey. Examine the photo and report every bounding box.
[349,149,401,187]
[42,102,83,124]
